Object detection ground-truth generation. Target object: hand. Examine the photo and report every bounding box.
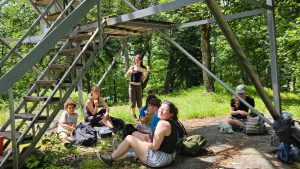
[93,100,99,107]
[129,66,134,73]
[146,66,150,73]
[238,110,248,116]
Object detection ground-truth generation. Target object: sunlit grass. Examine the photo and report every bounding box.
[1,84,300,126]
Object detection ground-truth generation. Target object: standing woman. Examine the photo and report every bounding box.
[100,100,179,168]
[125,54,150,119]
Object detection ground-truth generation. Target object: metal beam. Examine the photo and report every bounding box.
[8,88,18,169]
[0,0,57,68]
[106,0,204,25]
[0,39,42,75]
[179,8,266,29]
[241,0,273,10]
[0,0,9,8]
[205,0,279,119]
[158,30,272,125]
[266,0,281,114]
[97,58,115,87]
[0,0,98,96]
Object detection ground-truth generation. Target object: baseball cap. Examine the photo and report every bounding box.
[236,84,246,93]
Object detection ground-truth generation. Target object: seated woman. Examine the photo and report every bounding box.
[228,84,255,131]
[100,100,179,168]
[85,85,124,132]
[57,99,78,147]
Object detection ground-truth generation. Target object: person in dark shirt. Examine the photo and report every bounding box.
[124,54,150,119]
[99,100,179,168]
[85,86,125,132]
[228,84,255,131]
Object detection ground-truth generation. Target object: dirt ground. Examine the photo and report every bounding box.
[164,116,297,169]
[44,115,298,169]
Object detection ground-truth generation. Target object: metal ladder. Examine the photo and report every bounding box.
[0,0,103,168]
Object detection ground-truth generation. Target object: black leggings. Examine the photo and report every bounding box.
[85,109,106,126]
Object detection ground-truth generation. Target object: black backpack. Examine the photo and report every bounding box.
[122,124,137,140]
[72,122,97,146]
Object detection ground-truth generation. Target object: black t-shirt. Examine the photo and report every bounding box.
[230,96,255,119]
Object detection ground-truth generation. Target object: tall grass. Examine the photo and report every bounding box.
[110,84,300,123]
[1,84,300,125]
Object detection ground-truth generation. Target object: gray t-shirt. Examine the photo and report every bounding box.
[57,111,78,133]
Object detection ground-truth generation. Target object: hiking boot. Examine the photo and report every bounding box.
[99,154,113,166]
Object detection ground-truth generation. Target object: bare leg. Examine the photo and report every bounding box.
[101,115,114,128]
[131,108,137,119]
[59,132,70,143]
[112,135,148,164]
[228,118,244,127]
[132,131,150,142]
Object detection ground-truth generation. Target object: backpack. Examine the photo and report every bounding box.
[178,134,207,156]
[273,116,300,146]
[122,124,137,140]
[72,122,97,146]
[244,117,267,135]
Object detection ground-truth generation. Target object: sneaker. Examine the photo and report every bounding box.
[99,154,113,166]
[64,142,72,148]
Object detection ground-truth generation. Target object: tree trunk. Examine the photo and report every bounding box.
[200,24,214,92]
[142,36,152,90]
[289,74,296,92]
[164,50,176,93]
[122,40,130,70]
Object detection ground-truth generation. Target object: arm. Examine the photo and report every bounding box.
[86,99,98,115]
[61,123,75,131]
[99,97,109,113]
[139,116,148,124]
[125,66,134,78]
[59,112,75,131]
[142,66,150,82]
[148,121,170,150]
[230,106,248,116]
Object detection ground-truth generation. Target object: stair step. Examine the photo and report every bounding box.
[59,47,82,56]
[0,131,33,144]
[49,63,83,70]
[24,96,60,102]
[36,80,58,86]
[34,0,52,6]
[45,12,62,22]
[68,32,94,42]
[15,113,47,123]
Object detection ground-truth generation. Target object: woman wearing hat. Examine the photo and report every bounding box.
[228,84,255,131]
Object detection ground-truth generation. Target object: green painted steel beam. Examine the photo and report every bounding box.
[0,0,98,96]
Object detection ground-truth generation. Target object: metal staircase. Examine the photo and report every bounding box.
[0,0,103,168]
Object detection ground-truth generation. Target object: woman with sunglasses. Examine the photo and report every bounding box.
[125,54,150,119]
[100,100,179,168]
